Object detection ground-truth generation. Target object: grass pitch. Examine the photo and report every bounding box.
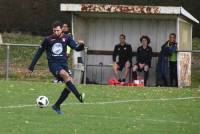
[0,80,200,134]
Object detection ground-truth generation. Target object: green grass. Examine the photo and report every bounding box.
[0,80,200,134]
[191,38,200,87]
[193,38,200,50]
[1,32,43,44]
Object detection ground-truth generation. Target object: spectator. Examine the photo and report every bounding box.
[113,34,132,82]
[160,33,178,87]
[156,42,169,87]
[62,23,72,55]
[132,35,152,86]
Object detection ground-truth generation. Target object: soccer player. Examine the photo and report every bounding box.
[112,34,132,82]
[132,36,152,86]
[52,23,72,83]
[28,21,85,114]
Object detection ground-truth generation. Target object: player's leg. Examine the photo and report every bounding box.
[132,64,138,81]
[174,62,178,87]
[59,69,84,103]
[49,63,71,114]
[113,63,121,81]
[52,86,71,115]
[169,62,174,86]
[170,62,178,87]
[123,61,130,81]
[144,65,150,86]
[54,87,71,107]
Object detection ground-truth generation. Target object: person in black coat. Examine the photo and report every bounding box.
[132,36,152,86]
[156,33,178,87]
[156,44,170,86]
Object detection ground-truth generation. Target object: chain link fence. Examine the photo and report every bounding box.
[0,43,52,81]
[191,52,200,87]
[0,43,199,87]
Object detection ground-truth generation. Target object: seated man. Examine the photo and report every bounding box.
[113,34,133,82]
[132,35,152,86]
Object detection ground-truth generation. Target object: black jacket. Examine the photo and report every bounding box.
[136,45,152,66]
[113,43,132,63]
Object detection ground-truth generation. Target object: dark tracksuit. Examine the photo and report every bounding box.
[167,42,178,86]
[112,43,133,71]
[133,45,152,85]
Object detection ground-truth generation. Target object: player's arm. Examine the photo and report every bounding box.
[67,36,85,51]
[127,45,133,63]
[169,44,177,53]
[28,39,46,72]
[112,46,118,63]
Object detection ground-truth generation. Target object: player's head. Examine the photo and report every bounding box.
[52,21,63,37]
[119,34,126,44]
[169,33,176,43]
[62,23,70,33]
[140,35,150,46]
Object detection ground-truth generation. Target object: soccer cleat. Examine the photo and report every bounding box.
[52,105,64,115]
[80,93,85,103]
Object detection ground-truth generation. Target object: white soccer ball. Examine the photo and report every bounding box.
[36,96,49,108]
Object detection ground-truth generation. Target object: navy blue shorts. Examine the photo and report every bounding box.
[48,63,70,80]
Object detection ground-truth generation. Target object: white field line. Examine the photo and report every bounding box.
[73,96,200,105]
[0,96,199,109]
[79,114,200,126]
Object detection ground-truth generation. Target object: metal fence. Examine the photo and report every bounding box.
[0,43,88,83]
[0,43,200,87]
[0,43,51,81]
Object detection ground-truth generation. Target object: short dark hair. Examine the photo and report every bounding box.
[120,34,126,39]
[52,21,63,28]
[169,33,176,37]
[63,23,69,27]
[140,35,150,44]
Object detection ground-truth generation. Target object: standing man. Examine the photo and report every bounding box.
[28,21,85,114]
[113,34,132,82]
[161,33,178,87]
[132,36,152,86]
[62,23,72,56]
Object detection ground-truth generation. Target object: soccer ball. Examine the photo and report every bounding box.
[36,96,49,108]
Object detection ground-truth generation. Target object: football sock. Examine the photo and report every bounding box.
[55,88,71,107]
[144,71,149,86]
[66,81,82,102]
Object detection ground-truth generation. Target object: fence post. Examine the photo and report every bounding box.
[99,62,103,85]
[83,46,88,85]
[6,45,10,80]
